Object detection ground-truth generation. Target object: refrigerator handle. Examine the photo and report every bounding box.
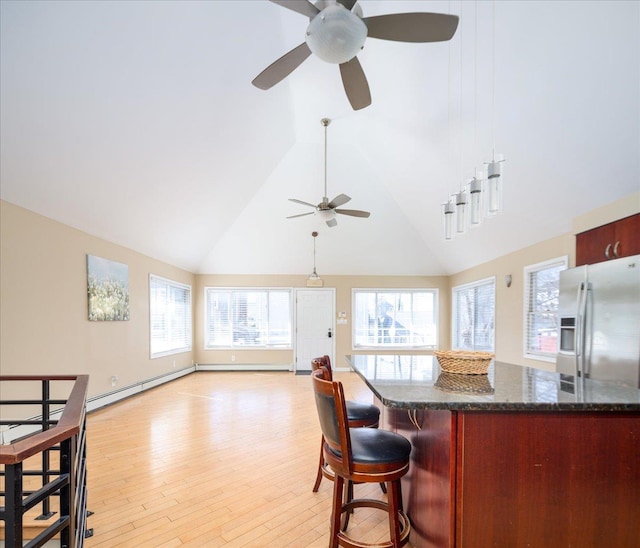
[577,281,590,379]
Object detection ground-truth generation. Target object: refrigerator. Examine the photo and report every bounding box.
[556,254,640,388]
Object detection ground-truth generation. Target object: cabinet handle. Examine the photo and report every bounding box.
[613,241,620,258]
[605,243,612,259]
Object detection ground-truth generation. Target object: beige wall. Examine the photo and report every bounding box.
[3,191,637,399]
[0,201,195,399]
[195,274,450,369]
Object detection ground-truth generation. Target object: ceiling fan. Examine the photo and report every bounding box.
[252,0,459,110]
[287,118,370,228]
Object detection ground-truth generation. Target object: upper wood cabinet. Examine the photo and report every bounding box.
[576,213,640,266]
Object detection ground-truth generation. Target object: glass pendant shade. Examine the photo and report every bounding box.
[468,177,483,225]
[442,201,455,240]
[486,159,504,214]
[305,4,367,64]
[455,191,467,234]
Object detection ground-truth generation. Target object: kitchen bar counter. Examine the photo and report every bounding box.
[346,355,640,548]
[347,354,640,411]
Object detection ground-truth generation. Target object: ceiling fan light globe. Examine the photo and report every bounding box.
[316,208,335,222]
[306,4,367,64]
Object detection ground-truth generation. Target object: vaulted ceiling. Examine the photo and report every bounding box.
[1,1,638,276]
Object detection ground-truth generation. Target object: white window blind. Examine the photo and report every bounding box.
[352,289,438,349]
[524,257,567,360]
[452,278,495,351]
[205,288,292,349]
[150,275,192,358]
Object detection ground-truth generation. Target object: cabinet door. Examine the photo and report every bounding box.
[576,213,640,266]
[613,213,640,258]
[576,222,615,266]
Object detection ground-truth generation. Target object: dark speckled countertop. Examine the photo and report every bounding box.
[347,354,640,411]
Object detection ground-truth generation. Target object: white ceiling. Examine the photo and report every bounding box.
[1,0,638,276]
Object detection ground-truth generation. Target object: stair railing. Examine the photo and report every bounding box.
[0,375,91,548]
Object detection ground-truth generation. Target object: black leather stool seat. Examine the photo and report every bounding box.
[345,401,380,424]
[328,427,411,465]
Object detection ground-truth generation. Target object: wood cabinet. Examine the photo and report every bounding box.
[383,406,640,548]
[576,213,640,266]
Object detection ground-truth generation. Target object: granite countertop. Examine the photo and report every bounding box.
[346,354,640,411]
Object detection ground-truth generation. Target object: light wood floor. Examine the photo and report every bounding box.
[84,371,415,547]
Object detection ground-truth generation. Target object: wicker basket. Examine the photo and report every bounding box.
[434,350,494,375]
[435,372,495,395]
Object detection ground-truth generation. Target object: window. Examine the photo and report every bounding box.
[205,288,292,349]
[452,278,495,351]
[149,275,192,358]
[524,257,568,360]
[352,289,438,349]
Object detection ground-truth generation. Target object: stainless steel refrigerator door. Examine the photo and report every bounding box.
[584,255,640,387]
[556,266,588,377]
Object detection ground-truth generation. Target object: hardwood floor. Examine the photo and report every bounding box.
[84,371,414,547]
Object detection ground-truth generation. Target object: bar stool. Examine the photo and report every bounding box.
[311,367,412,548]
[310,356,380,493]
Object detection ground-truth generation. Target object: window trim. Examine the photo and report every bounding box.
[203,287,293,350]
[451,276,496,352]
[149,274,192,359]
[351,288,439,351]
[523,255,568,363]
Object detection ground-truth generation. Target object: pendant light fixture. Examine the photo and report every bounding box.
[442,200,455,240]
[307,231,324,287]
[485,0,505,215]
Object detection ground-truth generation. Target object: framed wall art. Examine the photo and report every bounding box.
[87,254,130,321]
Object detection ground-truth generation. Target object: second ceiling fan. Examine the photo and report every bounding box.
[252,0,459,110]
[287,118,370,227]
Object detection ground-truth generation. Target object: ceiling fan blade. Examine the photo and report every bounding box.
[286,212,315,219]
[289,198,317,208]
[336,0,357,10]
[328,193,351,208]
[269,0,320,18]
[363,13,459,43]
[326,217,338,228]
[335,208,371,218]
[252,43,312,90]
[339,57,371,111]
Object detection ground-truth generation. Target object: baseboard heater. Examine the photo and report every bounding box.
[196,363,292,372]
[86,366,196,412]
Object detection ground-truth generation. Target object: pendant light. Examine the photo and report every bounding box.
[468,174,483,225]
[455,190,467,233]
[485,0,505,215]
[442,200,455,240]
[307,231,324,287]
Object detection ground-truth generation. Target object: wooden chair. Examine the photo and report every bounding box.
[310,356,380,492]
[311,367,412,548]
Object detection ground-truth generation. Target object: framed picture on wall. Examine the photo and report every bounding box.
[87,254,130,321]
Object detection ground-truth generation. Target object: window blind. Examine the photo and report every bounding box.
[205,288,292,349]
[452,278,495,351]
[352,289,438,349]
[524,258,567,358]
[150,275,192,358]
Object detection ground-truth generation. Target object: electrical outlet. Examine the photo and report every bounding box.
[111,375,117,387]
[173,360,176,368]
[231,354,236,362]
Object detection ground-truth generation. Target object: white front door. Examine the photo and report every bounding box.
[295,289,335,372]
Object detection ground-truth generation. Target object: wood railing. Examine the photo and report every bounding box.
[0,375,91,547]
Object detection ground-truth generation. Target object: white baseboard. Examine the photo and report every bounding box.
[87,366,195,412]
[196,363,292,372]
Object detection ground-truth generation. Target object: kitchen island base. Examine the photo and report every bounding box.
[384,406,640,548]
